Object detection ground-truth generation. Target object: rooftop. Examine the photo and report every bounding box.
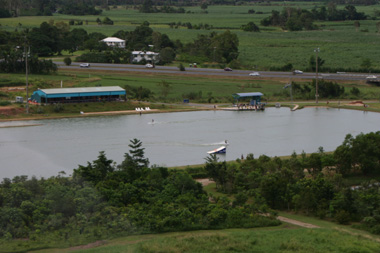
[39,86,125,95]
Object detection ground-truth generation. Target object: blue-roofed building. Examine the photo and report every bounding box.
[232,92,263,105]
[31,86,126,104]
[232,92,265,110]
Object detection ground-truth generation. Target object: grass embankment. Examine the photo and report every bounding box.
[31,226,380,253]
[2,3,380,70]
[2,69,380,121]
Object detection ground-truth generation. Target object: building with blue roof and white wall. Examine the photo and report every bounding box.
[31,86,126,104]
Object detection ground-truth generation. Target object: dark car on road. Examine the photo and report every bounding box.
[224,67,232,71]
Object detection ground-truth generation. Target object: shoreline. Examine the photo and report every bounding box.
[0,102,378,123]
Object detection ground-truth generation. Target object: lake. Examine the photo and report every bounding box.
[1,107,379,179]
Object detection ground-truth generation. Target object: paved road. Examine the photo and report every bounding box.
[55,62,376,82]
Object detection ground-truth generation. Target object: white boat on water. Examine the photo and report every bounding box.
[207,146,226,154]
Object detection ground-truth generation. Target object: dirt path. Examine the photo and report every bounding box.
[196,178,320,229]
[277,216,319,228]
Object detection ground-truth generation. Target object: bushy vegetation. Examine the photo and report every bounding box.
[0,49,57,74]
[204,131,380,233]
[261,5,366,31]
[0,139,279,251]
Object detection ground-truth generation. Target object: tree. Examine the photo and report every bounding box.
[140,0,154,13]
[201,2,208,11]
[361,58,372,71]
[73,151,115,185]
[102,17,113,25]
[159,47,175,64]
[213,30,239,63]
[241,22,260,32]
[63,57,71,66]
[178,63,185,71]
[309,55,325,71]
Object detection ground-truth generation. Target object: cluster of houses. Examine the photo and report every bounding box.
[100,37,160,64]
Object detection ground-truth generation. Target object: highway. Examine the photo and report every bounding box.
[54,62,374,82]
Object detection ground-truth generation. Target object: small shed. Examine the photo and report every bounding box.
[232,92,263,106]
[31,86,126,104]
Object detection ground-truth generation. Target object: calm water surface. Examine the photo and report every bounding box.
[1,107,379,179]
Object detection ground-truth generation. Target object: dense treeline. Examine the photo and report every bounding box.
[0,30,57,73]
[0,0,376,17]
[261,5,366,31]
[0,139,279,248]
[205,131,380,233]
[0,0,101,17]
[0,20,239,70]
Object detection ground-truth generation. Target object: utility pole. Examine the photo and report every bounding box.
[314,48,320,104]
[25,39,29,114]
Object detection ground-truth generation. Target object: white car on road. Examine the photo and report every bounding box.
[80,63,90,68]
[293,70,303,74]
[249,72,260,76]
[145,63,154,68]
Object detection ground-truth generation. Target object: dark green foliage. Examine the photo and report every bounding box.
[58,0,102,15]
[350,87,360,97]
[123,85,153,100]
[203,132,380,234]
[309,55,325,72]
[334,132,380,175]
[63,57,71,66]
[178,63,185,71]
[261,8,315,31]
[140,0,154,13]
[241,22,260,32]
[0,8,11,18]
[0,48,57,74]
[0,100,11,106]
[183,31,239,63]
[261,5,366,31]
[102,17,114,25]
[291,80,344,99]
[159,47,176,64]
[0,139,279,249]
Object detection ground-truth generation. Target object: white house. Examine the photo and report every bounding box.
[131,51,160,63]
[101,37,126,48]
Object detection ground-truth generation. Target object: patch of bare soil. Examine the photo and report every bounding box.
[277,216,320,228]
[346,100,366,107]
[196,178,214,186]
[0,106,24,116]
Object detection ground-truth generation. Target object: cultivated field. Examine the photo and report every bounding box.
[2,2,380,70]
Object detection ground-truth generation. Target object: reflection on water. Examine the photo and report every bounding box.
[1,107,379,179]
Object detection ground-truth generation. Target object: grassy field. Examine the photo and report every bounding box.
[2,2,380,70]
[29,225,380,252]
[2,68,380,121]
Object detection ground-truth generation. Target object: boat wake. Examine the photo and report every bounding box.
[201,141,229,146]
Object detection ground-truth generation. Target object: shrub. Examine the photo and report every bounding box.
[0,100,11,106]
[63,57,72,66]
[53,103,64,113]
[335,210,351,224]
[178,63,185,71]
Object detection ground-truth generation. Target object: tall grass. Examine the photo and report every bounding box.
[52,228,380,253]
